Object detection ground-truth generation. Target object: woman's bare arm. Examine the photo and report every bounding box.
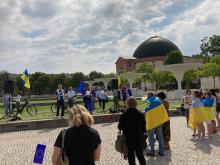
[94,144,101,161]
[51,146,62,165]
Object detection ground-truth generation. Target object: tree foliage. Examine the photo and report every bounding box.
[164,50,183,65]
[89,71,104,80]
[136,63,154,82]
[200,35,220,57]
[151,71,176,89]
[194,35,220,63]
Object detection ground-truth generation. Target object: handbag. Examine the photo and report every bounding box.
[115,131,128,155]
[57,129,69,165]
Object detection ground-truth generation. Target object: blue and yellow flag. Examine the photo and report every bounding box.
[21,69,30,89]
[144,96,169,131]
[189,106,215,130]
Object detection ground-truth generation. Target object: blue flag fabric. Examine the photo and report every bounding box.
[77,81,84,94]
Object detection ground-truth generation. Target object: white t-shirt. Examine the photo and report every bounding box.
[15,95,21,102]
[99,90,106,100]
[182,95,193,109]
[67,90,76,99]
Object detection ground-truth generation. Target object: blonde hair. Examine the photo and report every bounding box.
[68,105,94,127]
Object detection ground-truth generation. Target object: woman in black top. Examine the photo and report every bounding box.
[118,97,146,165]
[52,105,101,165]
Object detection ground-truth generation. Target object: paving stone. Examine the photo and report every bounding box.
[0,117,220,165]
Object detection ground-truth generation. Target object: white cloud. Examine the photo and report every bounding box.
[0,0,220,74]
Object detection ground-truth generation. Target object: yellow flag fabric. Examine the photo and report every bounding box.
[145,104,169,131]
[21,69,30,89]
[188,107,215,129]
[188,108,197,129]
[118,76,121,89]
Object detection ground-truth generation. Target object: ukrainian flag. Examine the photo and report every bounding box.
[188,106,215,130]
[144,96,169,131]
[188,107,198,129]
[21,69,30,89]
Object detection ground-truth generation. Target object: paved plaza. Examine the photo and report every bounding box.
[0,117,220,165]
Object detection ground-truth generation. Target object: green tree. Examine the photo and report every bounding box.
[164,50,183,65]
[70,72,86,88]
[201,35,220,57]
[136,63,154,88]
[210,54,220,64]
[201,63,220,88]
[89,71,104,80]
[151,71,176,90]
[183,69,199,89]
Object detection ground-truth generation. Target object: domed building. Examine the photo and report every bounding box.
[116,36,200,73]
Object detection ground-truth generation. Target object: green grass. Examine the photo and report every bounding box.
[0,100,181,123]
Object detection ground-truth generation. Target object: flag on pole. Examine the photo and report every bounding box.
[118,75,121,89]
[21,69,30,89]
[144,96,169,131]
[77,81,84,94]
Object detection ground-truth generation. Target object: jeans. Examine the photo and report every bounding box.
[148,125,164,154]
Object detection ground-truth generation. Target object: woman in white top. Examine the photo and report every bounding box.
[182,90,193,125]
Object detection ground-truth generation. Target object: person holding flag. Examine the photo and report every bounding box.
[145,92,169,156]
[21,69,30,89]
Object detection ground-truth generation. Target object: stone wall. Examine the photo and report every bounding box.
[200,76,220,89]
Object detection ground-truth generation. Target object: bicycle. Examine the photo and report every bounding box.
[12,96,37,116]
[51,97,77,113]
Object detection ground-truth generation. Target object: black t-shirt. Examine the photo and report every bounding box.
[54,126,101,165]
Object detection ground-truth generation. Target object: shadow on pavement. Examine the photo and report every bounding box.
[145,150,171,165]
[191,132,220,154]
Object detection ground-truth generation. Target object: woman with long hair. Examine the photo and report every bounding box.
[52,105,101,165]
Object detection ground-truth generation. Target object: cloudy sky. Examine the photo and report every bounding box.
[0,0,220,74]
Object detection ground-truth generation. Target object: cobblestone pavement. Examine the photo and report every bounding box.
[0,117,220,165]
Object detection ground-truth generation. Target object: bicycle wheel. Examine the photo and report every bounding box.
[12,106,19,116]
[51,103,57,113]
[27,105,37,116]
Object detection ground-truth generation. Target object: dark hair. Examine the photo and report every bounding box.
[157,92,166,99]
[209,89,216,97]
[186,89,191,94]
[194,91,201,98]
[205,92,212,98]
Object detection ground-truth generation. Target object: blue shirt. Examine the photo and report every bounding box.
[203,97,214,107]
[192,98,203,107]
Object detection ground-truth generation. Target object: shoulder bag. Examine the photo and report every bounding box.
[115,131,128,155]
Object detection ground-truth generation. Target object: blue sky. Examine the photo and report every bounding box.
[0,0,220,74]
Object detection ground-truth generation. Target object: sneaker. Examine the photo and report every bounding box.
[146,152,155,157]
[158,152,164,156]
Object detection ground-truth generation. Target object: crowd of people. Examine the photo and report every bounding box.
[55,84,133,116]
[52,87,220,165]
[52,91,171,165]
[182,89,220,139]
